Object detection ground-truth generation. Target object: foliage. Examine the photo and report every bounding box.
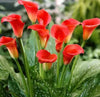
[73,25,100,46]
[72,0,100,21]
[0,55,26,97]
[71,59,100,89]
[0,1,100,97]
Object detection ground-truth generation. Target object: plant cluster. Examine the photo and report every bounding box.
[0,0,100,97]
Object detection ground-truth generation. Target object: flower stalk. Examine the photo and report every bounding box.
[35,32,42,78]
[14,58,29,97]
[60,43,67,67]
[59,65,66,87]
[35,32,41,50]
[71,40,85,75]
[68,40,86,90]
[17,38,33,97]
[57,52,60,85]
[36,50,57,79]
[39,63,45,79]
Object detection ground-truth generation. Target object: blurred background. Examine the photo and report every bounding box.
[0,0,100,60]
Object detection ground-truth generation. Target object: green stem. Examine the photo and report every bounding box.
[14,58,29,97]
[68,40,86,90]
[71,40,85,73]
[60,43,66,67]
[34,31,42,79]
[57,52,60,85]
[35,32,43,79]
[17,38,33,97]
[81,40,86,47]
[59,65,66,87]
[39,63,42,77]
[35,32,41,50]
[39,63,44,79]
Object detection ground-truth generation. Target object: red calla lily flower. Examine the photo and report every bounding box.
[63,44,84,65]
[1,14,24,38]
[18,0,38,23]
[0,36,18,58]
[37,9,51,27]
[51,24,69,52]
[62,18,80,43]
[28,24,50,48]
[55,40,63,53]
[82,18,100,40]
[36,50,57,70]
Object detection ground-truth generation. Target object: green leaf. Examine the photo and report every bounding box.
[25,21,56,67]
[25,32,36,67]
[0,55,26,97]
[46,21,57,54]
[63,65,71,86]
[46,36,57,54]
[71,59,100,89]
[0,55,11,80]
[72,0,100,21]
[72,74,100,97]
[0,55,25,91]
[71,77,99,97]
[90,84,100,97]
[0,82,11,97]
[0,46,10,58]
[8,76,25,97]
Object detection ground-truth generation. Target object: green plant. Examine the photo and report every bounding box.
[0,0,100,97]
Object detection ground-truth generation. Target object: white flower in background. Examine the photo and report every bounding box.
[56,0,65,6]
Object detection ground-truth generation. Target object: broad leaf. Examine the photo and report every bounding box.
[0,55,12,80]
[71,59,100,89]
[25,32,36,67]
[0,55,25,97]
[46,21,57,54]
[90,84,100,97]
[0,55,25,91]
[71,75,100,97]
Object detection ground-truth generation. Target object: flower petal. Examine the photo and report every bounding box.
[18,0,38,22]
[37,9,51,27]
[55,40,63,52]
[0,36,13,46]
[63,44,84,65]
[28,24,50,48]
[1,14,21,23]
[51,24,69,42]
[62,18,80,43]
[82,18,100,40]
[28,24,45,32]
[10,20,24,37]
[63,44,84,55]
[1,14,24,38]
[62,18,80,33]
[0,36,18,58]
[36,50,57,63]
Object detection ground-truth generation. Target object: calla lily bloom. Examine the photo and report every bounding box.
[63,44,84,65]
[36,50,57,71]
[37,9,51,27]
[51,24,69,52]
[62,18,80,43]
[55,40,63,53]
[82,18,100,40]
[18,0,38,23]
[28,24,50,48]
[0,36,18,58]
[1,14,24,38]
